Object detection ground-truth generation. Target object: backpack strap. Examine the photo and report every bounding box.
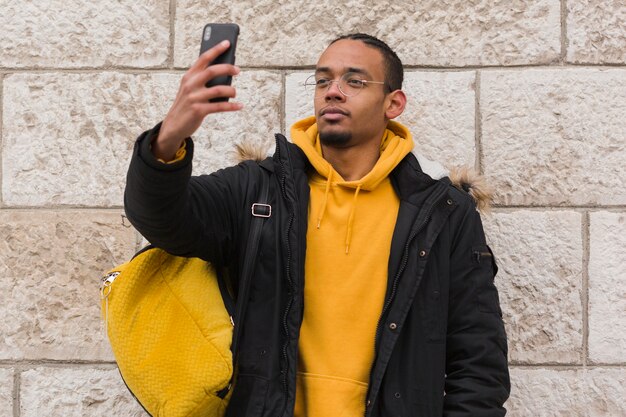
[217,164,271,398]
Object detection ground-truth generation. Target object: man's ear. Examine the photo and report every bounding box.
[384,90,407,120]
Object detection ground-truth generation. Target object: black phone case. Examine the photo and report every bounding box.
[199,23,239,102]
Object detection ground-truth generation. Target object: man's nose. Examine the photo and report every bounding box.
[324,81,345,101]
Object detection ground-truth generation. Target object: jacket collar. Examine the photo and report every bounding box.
[389,153,440,205]
[246,134,491,212]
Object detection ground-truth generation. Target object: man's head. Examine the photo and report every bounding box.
[313,34,406,149]
[329,33,404,93]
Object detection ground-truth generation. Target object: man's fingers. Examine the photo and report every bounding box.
[191,40,232,72]
[196,63,240,86]
[193,101,244,116]
[185,63,239,91]
[193,85,237,102]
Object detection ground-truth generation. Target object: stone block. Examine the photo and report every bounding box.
[20,367,147,417]
[0,0,169,68]
[2,72,178,207]
[0,368,13,416]
[174,0,560,67]
[0,211,136,360]
[483,211,583,364]
[284,72,312,134]
[481,69,626,206]
[507,367,626,416]
[2,71,280,206]
[589,211,626,364]
[567,0,626,64]
[285,71,476,167]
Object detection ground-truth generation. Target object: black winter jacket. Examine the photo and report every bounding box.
[125,124,510,417]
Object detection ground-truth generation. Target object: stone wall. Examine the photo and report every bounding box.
[1,1,624,415]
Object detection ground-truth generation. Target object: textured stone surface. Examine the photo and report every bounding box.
[481,69,626,206]
[0,0,169,68]
[2,71,280,207]
[2,72,177,207]
[507,367,626,416]
[285,71,476,167]
[0,368,13,416]
[567,0,626,64]
[174,0,560,67]
[483,211,583,364]
[283,72,313,133]
[20,367,147,416]
[0,211,136,360]
[589,212,626,364]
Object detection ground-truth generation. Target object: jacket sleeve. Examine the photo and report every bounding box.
[443,196,510,416]
[124,123,251,266]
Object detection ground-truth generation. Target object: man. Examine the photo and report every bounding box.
[125,33,510,417]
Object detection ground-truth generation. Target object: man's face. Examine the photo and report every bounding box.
[314,39,389,148]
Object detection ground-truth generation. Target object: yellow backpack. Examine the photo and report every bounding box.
[101,169,271,417]
[100,247,233,416]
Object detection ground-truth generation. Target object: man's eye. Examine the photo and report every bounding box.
[315,78,330,87]
[346,78,365,87]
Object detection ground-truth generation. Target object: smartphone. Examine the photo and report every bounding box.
[199,23,240,102]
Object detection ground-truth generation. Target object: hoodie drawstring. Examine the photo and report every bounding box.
[317,166,333,229]
[345,185,361,254]
[316,172,362,255]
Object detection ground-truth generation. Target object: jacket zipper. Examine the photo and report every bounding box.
[275,134,297,416]
[365,193,445,414]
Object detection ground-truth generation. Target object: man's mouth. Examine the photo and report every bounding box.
[320,107,349,121]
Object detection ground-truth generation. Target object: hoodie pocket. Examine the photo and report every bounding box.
[295,372,368,417]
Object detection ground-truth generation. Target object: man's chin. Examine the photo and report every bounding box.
[319,130,352,147]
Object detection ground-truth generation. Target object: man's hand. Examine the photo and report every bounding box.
[154,40,243,161]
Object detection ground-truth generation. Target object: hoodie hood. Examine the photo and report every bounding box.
[290,116,414,190]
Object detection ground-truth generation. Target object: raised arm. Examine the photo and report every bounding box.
[124,40,248,266]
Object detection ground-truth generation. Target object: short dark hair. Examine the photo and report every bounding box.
[329,33,403,93]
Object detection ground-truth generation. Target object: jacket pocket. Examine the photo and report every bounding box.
[224,374,269,417]
[472,245,503,316]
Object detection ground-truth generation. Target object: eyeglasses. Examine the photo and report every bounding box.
[304,73,386,97]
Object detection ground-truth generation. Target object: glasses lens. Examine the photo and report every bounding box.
[304,75,319,95]
[339,73,365,97]
[304,74,365,97]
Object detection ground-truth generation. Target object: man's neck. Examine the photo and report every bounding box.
[321,137,382,181]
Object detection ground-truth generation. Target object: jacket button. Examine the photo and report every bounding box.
[394,392,401,399]
[389,322,398,330]
[366,400,371,407]
[447,199,453,205]
[419,250,426,257]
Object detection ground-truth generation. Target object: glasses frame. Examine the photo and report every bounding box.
[304,73,387,97]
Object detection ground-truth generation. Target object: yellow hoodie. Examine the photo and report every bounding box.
[291,116,414,417]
